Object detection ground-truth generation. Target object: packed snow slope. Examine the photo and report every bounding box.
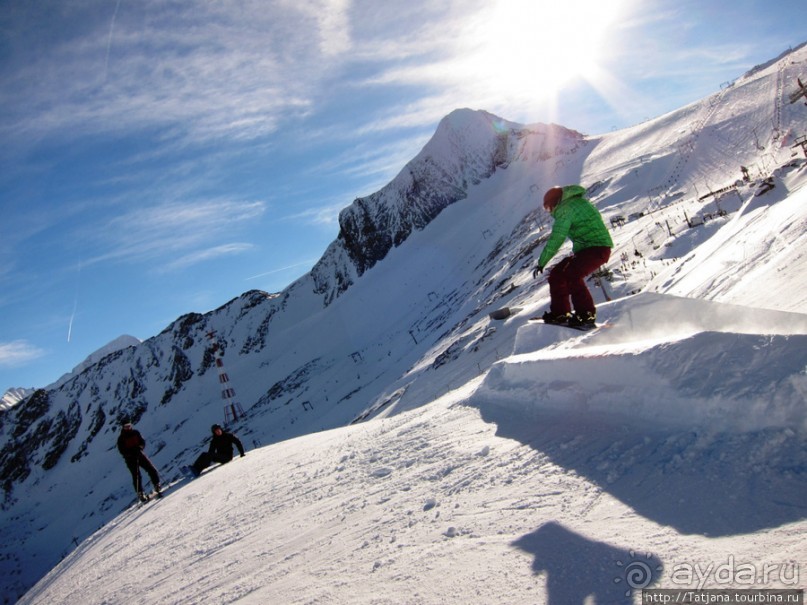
[5,43,807,603]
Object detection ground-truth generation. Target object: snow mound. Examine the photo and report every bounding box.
[480,294,807,432]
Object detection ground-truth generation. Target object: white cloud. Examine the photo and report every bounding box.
[289,0,353,56]
[161,243,255,273]
[0,340,46,368]
[85,199,266,269]
[0,0,487,154]
[0,3,327,148]
[284,203,345,227]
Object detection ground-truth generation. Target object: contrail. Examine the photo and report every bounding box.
[103,0,122,82]
[67,260,82,343]
[246,259,318,280]
[67,299,78,343]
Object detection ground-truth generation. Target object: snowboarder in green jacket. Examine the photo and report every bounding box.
[534,185,613,328]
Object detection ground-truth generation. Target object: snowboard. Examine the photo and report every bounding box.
[180,465,200,480]
[528,317,604,332]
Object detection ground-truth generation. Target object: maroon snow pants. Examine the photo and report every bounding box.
[547,246,611,316]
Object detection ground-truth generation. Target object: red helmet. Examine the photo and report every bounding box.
[543,186,563,212]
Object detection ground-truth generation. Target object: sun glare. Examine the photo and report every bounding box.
[463,0,625,105]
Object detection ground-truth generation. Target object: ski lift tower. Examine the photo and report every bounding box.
[206,330,245,426]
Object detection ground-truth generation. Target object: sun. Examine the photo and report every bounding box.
[460,0,626,104]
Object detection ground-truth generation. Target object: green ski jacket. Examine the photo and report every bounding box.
[538,185,613,268]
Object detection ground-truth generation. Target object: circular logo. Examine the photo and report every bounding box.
[615,551,662,597]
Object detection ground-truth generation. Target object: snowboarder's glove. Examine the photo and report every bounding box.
[533,265,543,278]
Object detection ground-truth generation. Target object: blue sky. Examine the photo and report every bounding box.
[1,0,805,392]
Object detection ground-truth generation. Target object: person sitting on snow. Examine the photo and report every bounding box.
[187,424,245,477]
[534,185,613,328]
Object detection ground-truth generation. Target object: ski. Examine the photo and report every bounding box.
[136,490,160,505]
[133,476,185,507]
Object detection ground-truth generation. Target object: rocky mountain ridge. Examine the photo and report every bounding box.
[311,109,584,302]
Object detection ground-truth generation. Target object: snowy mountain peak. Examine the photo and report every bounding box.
[50,335,142,389]
[72,335,141,372]
[311,108,583,303]
[0,387,33,411]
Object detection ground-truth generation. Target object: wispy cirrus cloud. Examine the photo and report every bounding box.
[84,199,266,270]
[290,0,353,57]
[0,340,46,368]
[0,2,345,150]
[284,203,345,227]
[160,243,256,273]
[0,0,473,157]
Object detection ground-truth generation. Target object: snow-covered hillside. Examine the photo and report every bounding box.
[16,294,807,605]
[4,43,807,604]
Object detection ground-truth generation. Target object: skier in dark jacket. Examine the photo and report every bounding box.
[188,424,245,477]
[534,185,613,328]
[117,421,161,501]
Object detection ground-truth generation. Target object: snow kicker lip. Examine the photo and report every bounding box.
[479,331,807,433]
